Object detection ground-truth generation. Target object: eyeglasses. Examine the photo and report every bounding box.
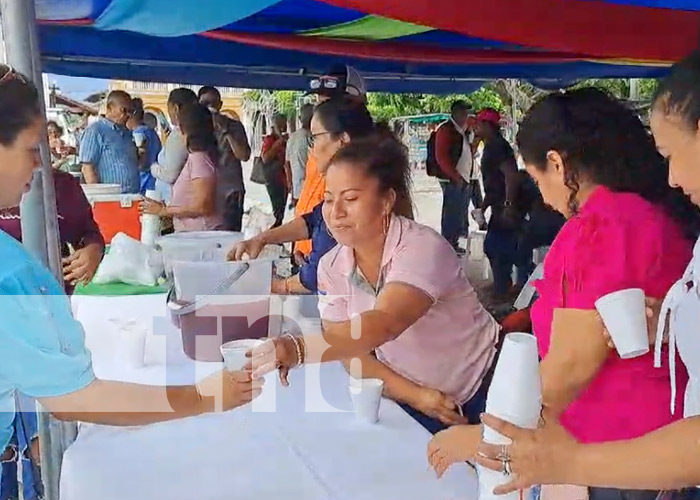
[0,67,28,86]
[310,131,330,145]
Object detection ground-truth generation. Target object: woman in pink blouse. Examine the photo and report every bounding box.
[141,103,222,231]
[428,89,700,499]
[249,136,500,434]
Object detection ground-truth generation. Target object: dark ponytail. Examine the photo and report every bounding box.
[653,50,700,131]
[329,134,414,220]
[517,87,700,241]
[313,97,375,141]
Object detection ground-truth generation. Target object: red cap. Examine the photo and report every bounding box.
[476,108,502,125]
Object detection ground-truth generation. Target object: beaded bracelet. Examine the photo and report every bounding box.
[283,333,303,367]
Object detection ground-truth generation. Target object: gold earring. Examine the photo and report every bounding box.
[382,213,390,235]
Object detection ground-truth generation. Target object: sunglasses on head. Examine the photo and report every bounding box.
[309,76,343,91]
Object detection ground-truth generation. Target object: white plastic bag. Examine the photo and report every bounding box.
[93,232,164,286]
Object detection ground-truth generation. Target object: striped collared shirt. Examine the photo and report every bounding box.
[79,117,140,193]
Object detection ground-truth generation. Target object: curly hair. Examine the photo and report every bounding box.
[516,87,700,240]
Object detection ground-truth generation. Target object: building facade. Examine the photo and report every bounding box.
[109,80,245,128]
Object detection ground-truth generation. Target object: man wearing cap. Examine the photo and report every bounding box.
[475,107,526,299]
[294,65,367,259]
[435,100,475,253]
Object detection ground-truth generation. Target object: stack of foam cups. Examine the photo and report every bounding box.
[478,332,542,500]
[141,189,162,246]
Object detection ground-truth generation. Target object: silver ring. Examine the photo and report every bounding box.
[500,458,511,476]
[496,444,510,462]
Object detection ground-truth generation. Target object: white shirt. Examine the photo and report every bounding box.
[450,118,473,182]
[655,236,700,417]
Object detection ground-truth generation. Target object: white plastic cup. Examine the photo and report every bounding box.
[141,190,162,246]
[479,333,541,500]
[595,288,649,359]
[349,377,384,424]
[485,333,542,422]
[220,339,264,372]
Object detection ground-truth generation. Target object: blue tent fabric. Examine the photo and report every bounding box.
[34,0,697,93]
[39,25,668,93]
[35,0,110,20]
[596,0,700,10]
[94,0,281,36]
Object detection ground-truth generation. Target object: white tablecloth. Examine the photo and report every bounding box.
[63,294,476,500]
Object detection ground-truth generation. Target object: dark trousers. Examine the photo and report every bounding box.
[440,181,471,250]
[589,489,661,500]
[484,224,534,296]
[398,376,489,435]
[223,191,245,232]
[468,180,483,209]
[266,181,288,228]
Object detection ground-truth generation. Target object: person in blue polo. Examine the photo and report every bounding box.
[79,90,140,194]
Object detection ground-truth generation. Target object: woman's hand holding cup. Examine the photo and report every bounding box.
[246,336,300,387]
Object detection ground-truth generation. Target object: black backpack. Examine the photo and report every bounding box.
[426,128,449,180]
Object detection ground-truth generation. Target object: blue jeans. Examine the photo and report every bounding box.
[440,181,471,249]
[484,224,534,296]
[398,369,491,435]
[1,395,41,500]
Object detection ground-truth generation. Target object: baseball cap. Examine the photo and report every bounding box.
[476,108,502,125]
[307,65,367,99]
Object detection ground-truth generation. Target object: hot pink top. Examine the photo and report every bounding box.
[318,215,500,404]
[532,186,691,443]
[171,151,223,232]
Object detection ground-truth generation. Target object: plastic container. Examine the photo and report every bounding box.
[155,231,244,279]
[85,193,142,243]
[81,183,121,196]
[168,259,273,362]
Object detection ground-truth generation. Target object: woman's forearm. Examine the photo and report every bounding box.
[166,203,212,219]
[40,379,209,426]
[259,217,309,245]
[541,308,609,415]
[568,417,700,489]
[344,353,422,405]
[273,275,310,295]
[306,311,398,365]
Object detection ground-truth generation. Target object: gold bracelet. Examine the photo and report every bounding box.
[298,336,307,365]
[283,333,302,367]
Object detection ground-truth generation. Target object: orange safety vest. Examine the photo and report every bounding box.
[294,153,326,256]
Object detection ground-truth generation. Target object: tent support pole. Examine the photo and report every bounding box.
[0,2,76,500]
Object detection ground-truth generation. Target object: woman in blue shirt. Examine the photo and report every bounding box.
[0,66,263,484]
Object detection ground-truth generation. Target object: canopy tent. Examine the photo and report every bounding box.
[35,0,700,93]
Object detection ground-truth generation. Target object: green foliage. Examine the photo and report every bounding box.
[570,78,659,100]
[242,89,303,117]
[366,87,505,121]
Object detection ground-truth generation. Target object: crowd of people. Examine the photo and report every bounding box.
[1,47,700,500]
